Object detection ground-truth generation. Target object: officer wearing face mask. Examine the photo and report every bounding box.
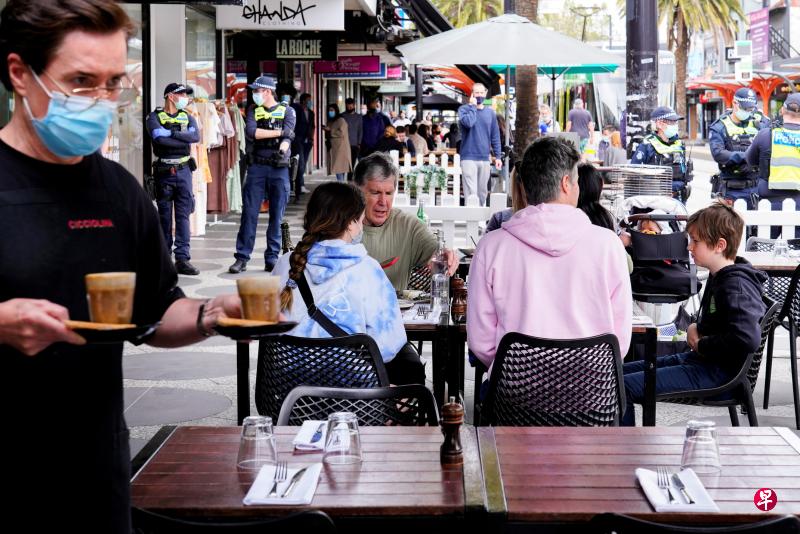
[229,76,296,274]
[631,106,694,203]
[146,83,200,275]
[709,88,770,208]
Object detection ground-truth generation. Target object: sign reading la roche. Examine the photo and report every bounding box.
[216,0,345,31]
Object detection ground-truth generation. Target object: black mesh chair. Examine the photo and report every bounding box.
[256,334,389,421]
[590,512,800,533]
[481,333,625,427]
[131,508,336,533]
[746,237,799,304]
[277,385,440,426]
[658,296,781,427]
[407,264,432,292]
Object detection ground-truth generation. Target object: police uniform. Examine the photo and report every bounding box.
[233,76,297,272]
[745,92,800,238]
[631,133,693,202]
[146,83,199,272]
[709,88,770,208]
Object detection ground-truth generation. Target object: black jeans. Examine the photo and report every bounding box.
[384,343,425,385]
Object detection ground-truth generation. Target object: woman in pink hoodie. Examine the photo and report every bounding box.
[467,137,632,381]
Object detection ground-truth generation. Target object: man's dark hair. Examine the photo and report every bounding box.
[300,93,311,103]
[345,97,355,105]
[0,0,135,91]
[408,123,418,135]
[518,136,581,206]
[353,152,398,188]
[395,125,406,134]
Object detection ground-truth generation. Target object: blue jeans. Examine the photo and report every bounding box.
[292,141,306,194]
[155,165,194,261]
[621,352,731,426]
[234,163,289,265]
[336,173,345,182]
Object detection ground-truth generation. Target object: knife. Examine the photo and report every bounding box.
[280,467,309,498]
[672,472,695,504]
[309,422,325,444]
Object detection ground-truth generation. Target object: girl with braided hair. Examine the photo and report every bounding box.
[273,182,412,379]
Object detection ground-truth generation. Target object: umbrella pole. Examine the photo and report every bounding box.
[504,65,511,195]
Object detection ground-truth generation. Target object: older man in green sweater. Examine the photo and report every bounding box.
[356,153,458,290]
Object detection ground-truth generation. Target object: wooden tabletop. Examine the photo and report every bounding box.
[742,251,800,273]
[132,426,478,521]
[480,426,800,525]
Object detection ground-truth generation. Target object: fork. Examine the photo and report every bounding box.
[656,466,677,504]
[267,461,287,498]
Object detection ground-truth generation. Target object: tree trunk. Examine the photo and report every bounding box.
[674,9,688,122]
[513,0,539,159]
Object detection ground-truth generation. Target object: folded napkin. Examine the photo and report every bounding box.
[293,420,327,452]
[402,305,440,324]
[635,468,719,513]
[243,463,323,506]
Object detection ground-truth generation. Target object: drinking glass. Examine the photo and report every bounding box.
[323,412,362,465]
[236,415,277,470]
[774,239,790,259]
[680,420,721,474]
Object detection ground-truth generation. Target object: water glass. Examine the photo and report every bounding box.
[774,239,790,259]
[680,420,721,474]
[323,412,362,465]
[236,415,277,470]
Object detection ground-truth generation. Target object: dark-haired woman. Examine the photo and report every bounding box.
[577,163,615,230]
[274,182,419,383]
[323,103,351,182]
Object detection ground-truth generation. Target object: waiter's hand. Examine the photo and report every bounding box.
[202,294,243,332]
[0,298,86,356]
[279,140,290,153]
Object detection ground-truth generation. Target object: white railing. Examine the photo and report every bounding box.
[733,198,800,251]
[389,150,463,201]
[394,192,508,247]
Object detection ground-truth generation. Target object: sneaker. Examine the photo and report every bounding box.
[264,262,275,272]
[175,260,200,276]
[228,258,247,274]
[301,186,310,193]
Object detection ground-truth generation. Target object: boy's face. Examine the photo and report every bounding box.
[687,230,723,268]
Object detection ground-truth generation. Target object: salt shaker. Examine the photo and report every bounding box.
[440,396,463,467]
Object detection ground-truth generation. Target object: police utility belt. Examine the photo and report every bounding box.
[250,151,290,168]
[154,156,197,173]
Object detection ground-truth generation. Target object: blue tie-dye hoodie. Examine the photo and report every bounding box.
[273,239,407,362]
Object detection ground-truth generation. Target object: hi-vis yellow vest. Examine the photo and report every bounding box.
[253,104,287,124]
[157,110,189,128]
[769,127,800,190]
[720,115,759,138]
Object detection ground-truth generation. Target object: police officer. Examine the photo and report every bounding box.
[631,106,693,202]
[146,82,200,275]
[746,92,800,238]
[229,76,296,273]
[709,87,770,208]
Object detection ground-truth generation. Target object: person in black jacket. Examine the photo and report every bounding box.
[620,202,767,425]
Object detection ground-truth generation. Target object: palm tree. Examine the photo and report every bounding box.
[514,1,539,159]
[618,0,744,120]
[431,0,502,27]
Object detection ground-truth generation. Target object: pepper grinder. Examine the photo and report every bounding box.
[450,276,467,324]
[440,396,463,467]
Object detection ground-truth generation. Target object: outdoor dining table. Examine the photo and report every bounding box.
[742,251,800,276]
[131,425,484,532]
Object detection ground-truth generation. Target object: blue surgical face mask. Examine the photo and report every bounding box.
[664,124,679,138]
[328,110,335,119]
[253,92,265,107]
[475,96,485,105]
[306,100,313,110]
[281,95,291,103]
[24,70,115,158]
[175,96,189,110]
[735,108,752,121]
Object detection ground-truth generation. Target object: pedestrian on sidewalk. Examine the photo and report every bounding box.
[341,97,362,181]
[458,83,503,205]
[290,92,313,200]
[324,103,351,182]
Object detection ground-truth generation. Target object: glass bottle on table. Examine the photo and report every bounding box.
[417,199,429,228]
[430,230,449,317]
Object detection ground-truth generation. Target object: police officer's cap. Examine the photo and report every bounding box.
[785,93,800,113]
[650,106,683,122]
[249,76,277,91]
[163,83,194,98]
[734,87,757,110]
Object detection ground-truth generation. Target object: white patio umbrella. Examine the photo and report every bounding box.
[398,14,622,187]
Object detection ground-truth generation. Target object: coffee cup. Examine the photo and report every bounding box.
[85,272,136,324]
[236,276,281,322]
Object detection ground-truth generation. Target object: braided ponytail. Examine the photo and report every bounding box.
[280,232,316,311]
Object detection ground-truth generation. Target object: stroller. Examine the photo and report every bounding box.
[618,195,701,341]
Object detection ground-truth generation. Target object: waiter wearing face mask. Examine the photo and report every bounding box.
[631,106,694,203]
[146,83,200,275]
[709,87,770,208]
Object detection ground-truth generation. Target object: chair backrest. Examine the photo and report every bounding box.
[256,334,390,421]
[407,264,432,292]
[746,236,776,253]
[745,296,782,392]
[590,512,800,533]
[277,385,440,426]
[482,333,625,427]
[131,508,337,533]
[783,264,800,331]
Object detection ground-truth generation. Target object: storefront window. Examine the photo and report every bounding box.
[101,4,144,184]
[186,7,217,99]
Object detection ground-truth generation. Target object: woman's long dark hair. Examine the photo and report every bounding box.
[280,182,365,311]
[577,163,615,231]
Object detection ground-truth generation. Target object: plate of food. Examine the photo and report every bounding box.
[399,290,430,301]
[397,299,415,310]
[213,317,298,340]
[64,320,159,344]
